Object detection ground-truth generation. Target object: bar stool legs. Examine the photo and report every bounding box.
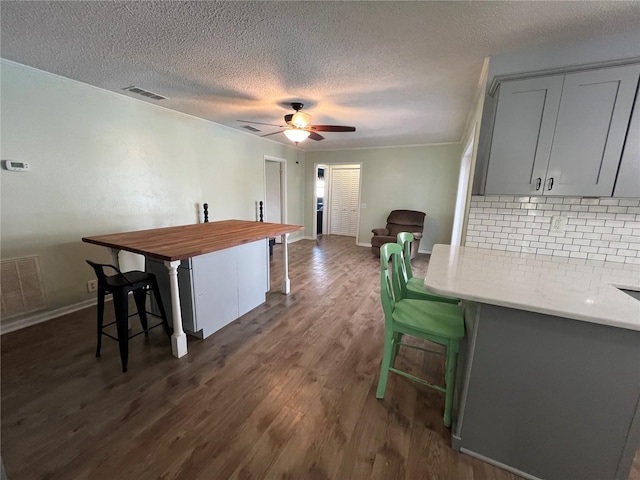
[96,287,106,358]
[87,260,172,373]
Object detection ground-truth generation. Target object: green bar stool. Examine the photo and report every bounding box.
[376,243,465,427]
[396,232,459,304]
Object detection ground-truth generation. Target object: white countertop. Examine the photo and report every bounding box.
[424,244,640,331]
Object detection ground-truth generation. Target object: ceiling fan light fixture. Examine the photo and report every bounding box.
[284,129,310,143]
[291,111,310,128]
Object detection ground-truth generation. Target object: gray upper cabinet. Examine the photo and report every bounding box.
[614,89,640,197]
[485,76,563,195]
[485,64,640,196]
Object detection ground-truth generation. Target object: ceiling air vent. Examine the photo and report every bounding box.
[123,86,167,101]
[242,125,260,132]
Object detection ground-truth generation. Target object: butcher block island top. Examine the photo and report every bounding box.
[82,220,304,261]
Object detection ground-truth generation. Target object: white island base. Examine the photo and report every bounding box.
[146,239,268,339]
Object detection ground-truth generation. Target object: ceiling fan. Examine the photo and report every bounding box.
[238,102,356,143]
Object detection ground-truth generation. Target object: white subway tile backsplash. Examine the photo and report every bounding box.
[585,219,605,227]
[608,206,628,213]
[609,242,630,249]
[588,206,608,212]
[570,205,590,212]
[465,195,640,261]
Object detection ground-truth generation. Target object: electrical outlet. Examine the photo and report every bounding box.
[87,280,97,293]
[550,215,568,233]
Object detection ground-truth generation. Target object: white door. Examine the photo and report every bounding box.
[265,160,281,223]
[329,166,361,237]
[264,157,284,243]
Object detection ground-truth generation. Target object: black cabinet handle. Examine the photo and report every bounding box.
[535,178,542,191]
[547,177,554,191]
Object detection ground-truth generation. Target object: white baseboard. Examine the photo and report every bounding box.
[288,235,314,243]
[418,248,433,254]
[0,297,108,335]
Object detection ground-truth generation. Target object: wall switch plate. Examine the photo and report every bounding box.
[550,215,568,233]
[87,280,97,293]
[361,203,366,209]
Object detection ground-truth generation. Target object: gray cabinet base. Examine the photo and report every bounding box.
[455,303,640,480]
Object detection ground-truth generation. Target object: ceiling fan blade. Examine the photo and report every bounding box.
[261,130,285,138]
[309,132,324,141]
[237,120,286,128]
[309,125,356,132]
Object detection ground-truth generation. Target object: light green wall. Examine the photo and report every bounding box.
[0,60,306,317]
[305,144,462,252]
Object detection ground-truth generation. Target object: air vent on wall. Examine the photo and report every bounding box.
[1,255,46,320]
[242,125,261,132]
[123,86,167,101]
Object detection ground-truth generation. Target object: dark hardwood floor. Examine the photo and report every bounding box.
[1,236,637,479]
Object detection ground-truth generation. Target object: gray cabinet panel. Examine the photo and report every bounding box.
[614,89,640,197]
[546,65,640,196]
[457,304,640,480]
[484,63,640,197]
[485,76,563,195]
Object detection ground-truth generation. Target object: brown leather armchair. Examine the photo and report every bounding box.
[371,210,426,258]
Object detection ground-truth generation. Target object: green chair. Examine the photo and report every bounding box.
[376,243,465,427]
[396,232,459,304]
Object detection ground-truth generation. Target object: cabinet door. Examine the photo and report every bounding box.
[485,76,564,195]
[236,240,268,318]
[545,65,640,196]
[614,86,640,197]
[329,167,361,236]
[191,249,238,338]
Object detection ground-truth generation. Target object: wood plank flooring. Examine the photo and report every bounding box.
[1,235,638,479]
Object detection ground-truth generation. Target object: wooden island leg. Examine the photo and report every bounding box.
[281,233,290,294]
[164,260,187,358]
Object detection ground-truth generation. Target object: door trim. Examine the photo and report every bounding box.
[263,155,287,225]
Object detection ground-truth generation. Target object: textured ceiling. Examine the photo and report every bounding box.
[1,1,639,150]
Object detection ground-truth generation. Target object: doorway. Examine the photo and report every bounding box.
[313,163,361,242]
[264,155,287,243]
[315,166,327,235]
